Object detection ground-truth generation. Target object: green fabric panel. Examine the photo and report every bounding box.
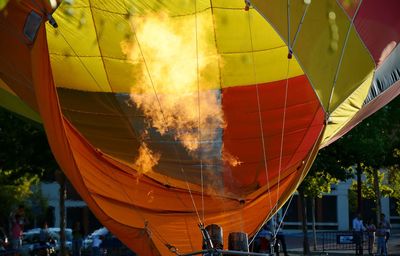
[331,26,374,111]
[252,0,354,110]
[0,88,41,123]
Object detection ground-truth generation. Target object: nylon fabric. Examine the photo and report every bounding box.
[353,0,400,63]
[0,86,42,123]
[46,0,305,93]
[321,71,373,146]
[2,0,400,255]
[365,44,400,104]
[251,0,374,112]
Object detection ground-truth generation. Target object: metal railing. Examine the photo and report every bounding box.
[321,231,372,252]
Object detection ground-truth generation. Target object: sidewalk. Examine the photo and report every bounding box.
[283,230,400,256]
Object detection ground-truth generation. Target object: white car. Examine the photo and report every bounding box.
[82,227,108,249]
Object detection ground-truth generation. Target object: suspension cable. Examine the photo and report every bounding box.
[327,0,363,112]
[193,0,206,224]
[130,13,203,225]
[274,0,309,220]
[246,4,274,215]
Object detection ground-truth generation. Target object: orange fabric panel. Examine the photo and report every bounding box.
[30,25,160,255]
[0,1,40,111]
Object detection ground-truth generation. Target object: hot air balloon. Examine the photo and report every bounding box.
[0,0,399,255]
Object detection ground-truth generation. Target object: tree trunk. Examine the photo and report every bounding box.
[57,170,68,256]
[373,168,381,224]
[357,164,363,215]
[298,188,310,255]
[311,197,317,251]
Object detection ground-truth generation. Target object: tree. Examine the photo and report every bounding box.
[348,164,394,221]
[56,170,68,256]
[0,108,58,229]
[297,144,352,252]
[388,148,400,214]
[329,96,400,222]
[299,171,338,251]
[298,96,400,252]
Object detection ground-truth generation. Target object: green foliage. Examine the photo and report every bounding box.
[0,108,57,180]
[333,97,400,169]
[300,171,338,198]
[0,169,40,227]
[300,144,352,198]
[349,164,393,200]
[388,149,400,214]
[0,0,9,11]
[0,108,58,228]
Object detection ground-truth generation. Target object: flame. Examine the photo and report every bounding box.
[134,143,160,174]
[123,11,241,176]
[222,149,242,167]
[123,12,224,154]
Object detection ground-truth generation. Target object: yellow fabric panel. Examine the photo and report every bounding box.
[321,71,374,146]
[47,3,111,92]
[49,54,110,91]
[101,59,136,92]
[91,0,210,16]
[221,47,303,87]
[212,0,246,9]
[214,8,303,87]
[48,6,99,57]
[47,0,306,93]
[89,8,129,60]
[329,26,375,111]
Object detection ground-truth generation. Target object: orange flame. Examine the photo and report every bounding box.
[123,12,224,153]
[123,12,241,171]
[134,143,160,174]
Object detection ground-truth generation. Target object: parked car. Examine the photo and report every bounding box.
[21,227,72,256]
[82,227,135,256]
[82,227,108,250]
[0,227,9,252]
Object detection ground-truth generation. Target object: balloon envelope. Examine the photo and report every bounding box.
[1,0,400,255]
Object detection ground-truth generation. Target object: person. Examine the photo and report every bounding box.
[271,213,288,256]
[366,218,376,255]
[376,222,387,256]
[254,224,273,253]
[38,222,53,256]
[380,213,391,244]
[10,214,23,253]
[39,222,51,245]
[92,235,104,256]
[72,222,83,256]
[9,205,28,254]
[352,213,366,255]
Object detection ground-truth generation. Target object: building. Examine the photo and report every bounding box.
[282,179,399,231]
[40,182,101,234]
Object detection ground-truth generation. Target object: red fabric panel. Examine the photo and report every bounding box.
[354,0,400,63]
[222,76,325,195]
